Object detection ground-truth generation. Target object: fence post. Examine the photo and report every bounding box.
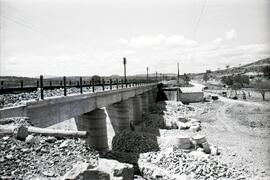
[36,80,39,88]
[20,80,23,88]
[60,81,63,87]
[92,80,95,92]
[63,76,67,96]
[69,80,72,86]
[40,75,44,100]
[125,79,128,88]
[102,79,105,91]
[110,79,112,90]
[80,77,83,94]
[50,80,52,87]
[116,79,118,89]
[121,79,124,88]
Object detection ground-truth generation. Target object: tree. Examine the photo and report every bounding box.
[231,82,242,95]
[183,73,190,84]
[226,65,230,69]
[91,75,101,84]
[203,72,209,82]
[254,80,270,101]
[221,76,233,85]
[263,66,270,79]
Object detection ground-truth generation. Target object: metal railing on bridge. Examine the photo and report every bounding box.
[0,75,157,99]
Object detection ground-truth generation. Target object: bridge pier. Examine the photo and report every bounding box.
[106,101,131,133]
[148,90,155,106]
[130,96,142,126]
[75,109,108,151]
[141,93,149,114]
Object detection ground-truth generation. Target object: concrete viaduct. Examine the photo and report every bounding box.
[0,84,157,150]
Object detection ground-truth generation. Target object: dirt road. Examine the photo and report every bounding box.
[192,93,270,178]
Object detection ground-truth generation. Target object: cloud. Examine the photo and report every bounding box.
[116,33,269,73]
[118,34,197,48]
[225,29,236,40]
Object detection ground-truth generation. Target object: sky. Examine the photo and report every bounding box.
[0,0,269,77]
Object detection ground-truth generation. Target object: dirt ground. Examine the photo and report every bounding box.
[190,93,270,178]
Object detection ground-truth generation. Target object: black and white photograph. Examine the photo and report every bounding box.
[0,0,269,179]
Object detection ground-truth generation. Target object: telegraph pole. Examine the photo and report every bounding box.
[123,57,127,84]
[177,62,180,84]
[146,67,149,82]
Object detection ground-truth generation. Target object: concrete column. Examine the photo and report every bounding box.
[152,87,157,103]
[147,90,155,107]
[141,93,149,114]
[130,96,142,125]
[106,101,131,133]
[75,109,108,151]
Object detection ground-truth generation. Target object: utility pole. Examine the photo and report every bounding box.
[123,57,127,84]
[146,67,149,82]
[177,62,180,84]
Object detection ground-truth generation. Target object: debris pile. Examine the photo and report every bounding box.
[0,135,98,179]
[139,148,245,180]
[112,131,159,153]
[142,101,200,131]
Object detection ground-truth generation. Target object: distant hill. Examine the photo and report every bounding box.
[190,58,270,81]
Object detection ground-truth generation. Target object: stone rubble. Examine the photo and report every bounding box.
[112,130,159,153]
[139,148,246,180]
[0,135,98,179]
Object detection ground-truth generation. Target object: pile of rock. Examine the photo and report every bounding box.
[64,158,134,180]
[112,131,159,153]
[142,113,166,129]
[0,135,98,179]
[139,148,244,179]
[172,135,219,156]
[142,101,199,131]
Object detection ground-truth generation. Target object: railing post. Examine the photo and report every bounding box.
[125,79,128,88]
[63,76,67,96]
[121,79,124,88]
[36,80,39,88]
[110,79,112,90]
[1,81,4,89]
[69,80,72,86]
[20,80,23,88]
[92,80,95,92]
[116,79,118,89]
[50,80,52,87]
[102,79,105,91]
[77,81,79,87]
[60,81,63,87]
[40,75,44,100]
[80,77,83,94]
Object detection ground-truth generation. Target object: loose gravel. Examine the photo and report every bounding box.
[0,135,98,179]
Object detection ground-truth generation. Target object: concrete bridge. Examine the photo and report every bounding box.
[0,84,157,150]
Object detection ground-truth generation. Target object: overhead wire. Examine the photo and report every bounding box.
[192,0,208,40]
